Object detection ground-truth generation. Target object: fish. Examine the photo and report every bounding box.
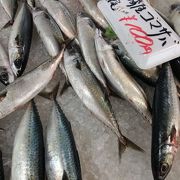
[0,0,18,24]
[32,8,64,57]
[170,3,180,35]
[0,151,4,180]
[11,100,44,179]
[39,0,76,40]
[95,30,152,124]
[77,12,107,89]
[45,98,82,180]
[79,0,109,29]
[63,44,126,146]
[8,2,33,77]
[0,43,14,85]
[0,47,65,120]
[151,63,180,180]
[112,40,159,86]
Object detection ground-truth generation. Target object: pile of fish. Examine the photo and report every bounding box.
[0,0,179,179]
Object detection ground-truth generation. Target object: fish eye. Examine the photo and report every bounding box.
[160,163,169,176]
[0,72,8,81]
[14,59,22,69]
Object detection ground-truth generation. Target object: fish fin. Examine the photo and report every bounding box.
[62,170,69,180]
[59,80,71,96]
[170,125,177,143]
[106,84,123,99]
[125,136,145,153]
[0,20,13,30]
[109,91,122,99]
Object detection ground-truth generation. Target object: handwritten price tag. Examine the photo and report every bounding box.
[98,0,180,69]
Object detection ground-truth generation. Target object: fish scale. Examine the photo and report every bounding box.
[95,30,152,124]
[64,45,126,145]
[11,101,44,179]
[77,13,107,89]
[8,2,33,77]
[39,0,76,40]
[0,48,65,120]
[80,61,117,129]
[46,99,81,180]
[151,63,180,180]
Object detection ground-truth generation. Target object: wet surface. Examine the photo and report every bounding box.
[0,0,179,179]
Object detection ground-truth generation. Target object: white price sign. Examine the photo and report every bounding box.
[98,0,180,69]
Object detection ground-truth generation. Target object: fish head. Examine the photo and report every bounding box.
[64,44,82,66]
[11,57,23,77]
[9,46,24,77]
[77,12,95,29]
[152,143,177,180]
[0,67,14,85]
[95,29,112,52]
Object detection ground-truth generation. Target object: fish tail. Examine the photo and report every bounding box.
[116,135,144,161]
[114,123,144,152]
[125,136,145,153]
[0,20,13,31]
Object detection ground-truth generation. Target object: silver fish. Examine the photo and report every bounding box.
[32,9,63,57]
[79,0,108,29]
[8,2,33,77]
[0,48,65,120]
[95,30,152,124]
[170,3,180,35]
[64,45,126,146]
[11,100,44,179]
[0,43,14,85]
[39,0,76,40]
[77,12,107,89]
[151,63,180,180]
[0,0,17,23]
[112,39,159,86]
[45,99,82,180]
